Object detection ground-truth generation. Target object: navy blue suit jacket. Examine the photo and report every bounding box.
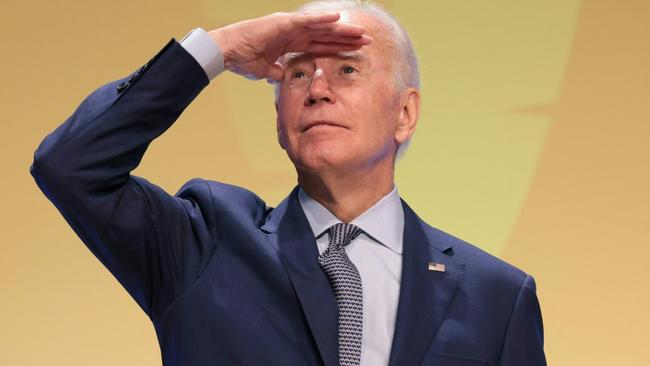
[31,39,546,365]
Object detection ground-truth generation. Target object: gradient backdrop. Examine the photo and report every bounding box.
[1,0,648,364]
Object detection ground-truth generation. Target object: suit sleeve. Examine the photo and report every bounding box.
[497,274,547,365]
[30,39,217,321]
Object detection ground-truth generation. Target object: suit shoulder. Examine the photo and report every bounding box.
[420,221,529,287]
[175,178,269,220]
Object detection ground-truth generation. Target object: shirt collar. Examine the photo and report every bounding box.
[298,185,404,255]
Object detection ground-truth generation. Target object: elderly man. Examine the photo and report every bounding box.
[31,1,545,365]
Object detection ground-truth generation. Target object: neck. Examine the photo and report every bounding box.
[297,161,395,223]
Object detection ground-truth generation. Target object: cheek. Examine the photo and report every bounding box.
[364,92,399,139]
[277,98,301,131]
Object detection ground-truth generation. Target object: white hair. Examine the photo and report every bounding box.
[277,0,420,158]
[298,0,419,92]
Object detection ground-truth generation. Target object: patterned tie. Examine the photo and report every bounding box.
[318,223,364,366]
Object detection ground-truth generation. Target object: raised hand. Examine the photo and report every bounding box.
[208,12,372,82]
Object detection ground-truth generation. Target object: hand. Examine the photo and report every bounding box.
[208,12,372,82]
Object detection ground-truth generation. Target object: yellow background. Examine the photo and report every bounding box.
[1,0,648,364]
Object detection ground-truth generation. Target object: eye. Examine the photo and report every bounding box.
[342,65,357,74]
[292,71,307,79]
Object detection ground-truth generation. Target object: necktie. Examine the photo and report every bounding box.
[319,223,364,366]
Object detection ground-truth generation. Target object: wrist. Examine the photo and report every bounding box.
[208,28,235,70]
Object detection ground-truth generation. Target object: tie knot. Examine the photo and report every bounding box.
[328,223,363,249]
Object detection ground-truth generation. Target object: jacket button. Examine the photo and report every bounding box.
[117,81,129,92]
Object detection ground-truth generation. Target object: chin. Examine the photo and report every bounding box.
[290,144,356,173]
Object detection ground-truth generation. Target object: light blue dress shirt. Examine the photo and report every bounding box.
[179,28,404,365]
[298,187,404,366]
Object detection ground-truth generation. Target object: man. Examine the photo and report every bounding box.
[31,1,545,365]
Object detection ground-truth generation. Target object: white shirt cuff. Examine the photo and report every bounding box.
[179,28,225,81]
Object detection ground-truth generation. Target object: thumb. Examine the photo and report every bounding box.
[266,62,284,83]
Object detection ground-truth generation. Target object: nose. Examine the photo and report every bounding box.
[305,68,336,106]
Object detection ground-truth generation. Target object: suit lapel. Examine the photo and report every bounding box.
[388,200,464,366]
[262,187,339,366]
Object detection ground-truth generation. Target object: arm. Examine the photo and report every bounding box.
[497,275,547,365]
[30,12,371,321]
[31,40,214,320]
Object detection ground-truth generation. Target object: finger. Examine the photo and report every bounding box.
[303,41,367,54]
[305,22,367,37]
[310,34,373,45]
[292,12,340,26]
[282,35,370,55]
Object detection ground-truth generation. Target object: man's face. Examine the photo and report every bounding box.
[275,13,406,174]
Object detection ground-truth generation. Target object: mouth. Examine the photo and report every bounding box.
[302,120,348,132]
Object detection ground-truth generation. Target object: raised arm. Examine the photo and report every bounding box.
[30,12,370,321]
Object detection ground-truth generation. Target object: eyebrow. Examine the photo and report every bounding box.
[282,50,367,69]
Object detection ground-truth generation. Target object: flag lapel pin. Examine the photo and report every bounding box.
[428,262,446,272]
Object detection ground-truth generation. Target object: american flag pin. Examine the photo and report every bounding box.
[428,262,446,272]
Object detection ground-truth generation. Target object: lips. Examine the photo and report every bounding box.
[302,120,347,132]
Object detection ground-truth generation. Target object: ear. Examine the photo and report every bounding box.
[276,113,286,150]
[394,87,420,145]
